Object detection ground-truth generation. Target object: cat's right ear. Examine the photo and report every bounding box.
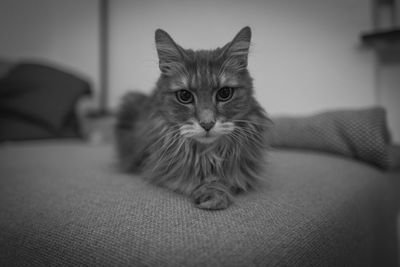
[155,29,185,75]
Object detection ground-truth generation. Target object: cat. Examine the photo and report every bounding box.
[115,26,271,210]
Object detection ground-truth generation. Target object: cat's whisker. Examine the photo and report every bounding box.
[165,139,186,170]
[151,129,182,171]
[237,126,259,137]
[236,128,265,147]
[233,119,270,128]
[181,131,198,138]
[217,123,235,134]
[162,134,181,152]
[228,131,243,145]
[152,130,180,152]
[179,124,194,131]
[234,123,262,134]
[172,138,187,157]
[238,127,259,137]
[234,127,259,144]
[227,133,238,143]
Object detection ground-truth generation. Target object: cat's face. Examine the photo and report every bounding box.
[154,27,255,144]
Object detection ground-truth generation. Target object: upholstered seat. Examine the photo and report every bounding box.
[0,141,398,266]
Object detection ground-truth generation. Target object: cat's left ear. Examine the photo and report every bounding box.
[221,27,252,71]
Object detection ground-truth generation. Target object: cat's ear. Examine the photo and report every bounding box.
[220,27,252,71]
[155,29,185,75]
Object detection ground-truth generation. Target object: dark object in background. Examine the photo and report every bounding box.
[0,62,91,141]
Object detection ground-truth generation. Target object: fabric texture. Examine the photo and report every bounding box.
[269,107,392,169]
[0,141,398,266]
[0,62,91,141]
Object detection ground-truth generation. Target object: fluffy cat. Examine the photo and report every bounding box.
[115,27,270,210]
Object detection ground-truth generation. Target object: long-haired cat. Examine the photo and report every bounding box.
[115,27,270,210]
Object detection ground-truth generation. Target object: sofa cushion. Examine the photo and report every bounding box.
[0,62,91,141]
[270,107,392,169]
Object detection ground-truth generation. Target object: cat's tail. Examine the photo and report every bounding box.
[115,91,149,131]
[115,91,150,172]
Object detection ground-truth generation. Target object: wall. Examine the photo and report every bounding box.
[1,0,398,142]
[108,0,375,115]
[0,0,100,106]
[378,49,400,142]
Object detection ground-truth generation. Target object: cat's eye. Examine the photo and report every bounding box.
[216,87,234,102]
[176,89,194,104]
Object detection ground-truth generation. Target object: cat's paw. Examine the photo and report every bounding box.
[191,182,232,210]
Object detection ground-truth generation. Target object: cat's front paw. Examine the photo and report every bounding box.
[191,182,232,210]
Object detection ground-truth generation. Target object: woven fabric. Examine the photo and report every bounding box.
[0,141,398,266]
[269,107,391,169]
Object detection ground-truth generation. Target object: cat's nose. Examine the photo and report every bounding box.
[199,121,215,131]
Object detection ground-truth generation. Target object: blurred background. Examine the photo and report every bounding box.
[0,0,399,142]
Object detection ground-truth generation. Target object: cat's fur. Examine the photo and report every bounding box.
[115,27,270,210]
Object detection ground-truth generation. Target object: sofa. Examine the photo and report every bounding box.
[0,140,399,266]
[0,61,399,266]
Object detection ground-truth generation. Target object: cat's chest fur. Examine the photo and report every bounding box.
[142,117,265,195]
